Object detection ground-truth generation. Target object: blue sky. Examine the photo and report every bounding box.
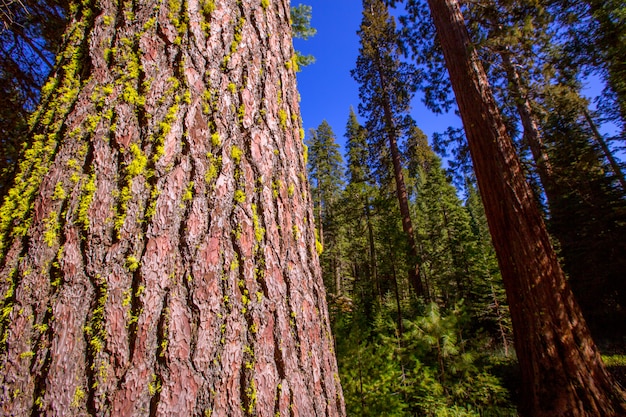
[294,1,461,157]
[293,1,618,165]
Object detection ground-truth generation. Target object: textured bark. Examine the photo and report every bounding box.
[0,0,345,416]
[425,0,626,416]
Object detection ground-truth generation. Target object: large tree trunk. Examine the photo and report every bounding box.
[0,0,345,416]
[425,0,626,416]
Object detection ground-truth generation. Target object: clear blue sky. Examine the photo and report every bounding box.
[293,1,616,164]
[294,1,461,158]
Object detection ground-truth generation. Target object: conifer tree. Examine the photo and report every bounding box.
[306,120,345,295]
[352,0,424,296]
[344,107,380,305]
[0,1,345,415]
[468,0,626,338]
[422,0,626,414]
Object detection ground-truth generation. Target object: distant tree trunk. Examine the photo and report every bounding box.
[583,109,626,191]
[0,0,345,416]
[426,0,626,416]
[375,58,424,297]
[499,51,558,205]
[365,201,381,302]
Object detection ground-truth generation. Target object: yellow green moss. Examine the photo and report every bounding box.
[205,153,222,185]
[52,182,66,200]
[279,109,287,129]
[78,173,96,230]
[125,255,140,272]
[211,132,221,147]
[43,211,60,247]
[234,189,246,204]
[231,145,243,164]
[183,181,194,202]
[71,387,85,408]
[251,204,265,243]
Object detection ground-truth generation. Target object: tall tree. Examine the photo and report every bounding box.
[353,0,424,296]
[307,120,345,295]
[0,0,345,415]
[467,0,626,338]
[343,107,381,306]
[578,0,626,132]
[307,120,344,247]
[420,0,626,415]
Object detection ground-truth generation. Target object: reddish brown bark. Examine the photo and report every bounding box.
[0,0,345,415]
[426,0,626,416]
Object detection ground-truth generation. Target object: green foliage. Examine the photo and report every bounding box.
[290,4,316,40]
[334,299,514,417]
[290,4,316,69]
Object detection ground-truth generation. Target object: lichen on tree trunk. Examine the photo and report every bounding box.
[0,0,345,416]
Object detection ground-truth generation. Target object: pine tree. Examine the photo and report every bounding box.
[353,0,424,296]
[422,0,626,414]
[306,120,345,295]
[0,1,345,415]
[343,107,380,306]
[470,0,626,338]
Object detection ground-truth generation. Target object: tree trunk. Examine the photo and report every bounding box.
[364,200,381,302]
[374,57,424,297]
[425,0,626,416]
[499,51,558,206]
[0,0,345,416]
[583,109,626,191]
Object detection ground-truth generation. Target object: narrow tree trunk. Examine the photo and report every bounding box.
[374,57,424,297]
[500,51,559,206]
[583,109,626,191]
[0,0,345,415]
[365,201,381,302]
[489,281,510,357]
[426,0,626,415]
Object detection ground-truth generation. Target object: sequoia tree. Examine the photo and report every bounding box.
[423,0,626,415]
[0,0,345,416]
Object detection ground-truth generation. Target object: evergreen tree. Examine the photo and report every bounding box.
[306,120,345,295]
[0,1,345,415]
[538,84,626,336]
[343,107,380,308]
[473,0,626,339]
[421,0,626,414]
[463,180,512,354]
[353,0,424,296]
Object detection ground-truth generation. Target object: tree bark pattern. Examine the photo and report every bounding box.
[426,0,626,416]
[0,0,345,416]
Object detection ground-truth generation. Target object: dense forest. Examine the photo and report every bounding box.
[0,0,625,416]
[307,0,626,415]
